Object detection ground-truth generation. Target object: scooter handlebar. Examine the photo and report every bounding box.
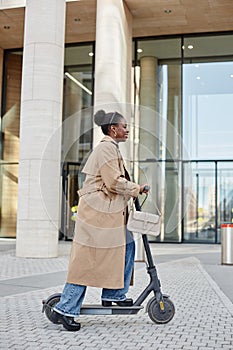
[135,186,150,211]
[134,197,141,211]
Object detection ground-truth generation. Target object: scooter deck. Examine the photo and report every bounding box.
[80,304,144,315]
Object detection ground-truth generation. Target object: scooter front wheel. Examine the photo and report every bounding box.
[147,296,175,324]
[43,293,61,324]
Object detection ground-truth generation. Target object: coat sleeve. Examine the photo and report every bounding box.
[98,144,140,198]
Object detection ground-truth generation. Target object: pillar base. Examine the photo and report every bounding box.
[16,220,58,258]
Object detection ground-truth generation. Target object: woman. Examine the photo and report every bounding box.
[51,110,150,331]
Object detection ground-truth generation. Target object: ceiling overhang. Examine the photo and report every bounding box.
[0,0,233,49]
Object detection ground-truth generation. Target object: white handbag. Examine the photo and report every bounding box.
[127,203,161,237]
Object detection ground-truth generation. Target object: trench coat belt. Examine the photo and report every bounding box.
[78,186,102,197]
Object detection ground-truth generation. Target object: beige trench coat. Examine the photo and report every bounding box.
[66,136,140,289]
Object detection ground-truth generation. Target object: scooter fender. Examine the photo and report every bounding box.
[146,294,170,313]
[42,292,62,313]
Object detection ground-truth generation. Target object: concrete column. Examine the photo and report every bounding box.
[16,0,66,257]
[164,65,181,241]
[138,57,160,247]
[139,56,159,158]
[140,57,158,113]
[62,76,82,162]
[136,56,159,254]
[93,0,133,148]
[94,0,141,258]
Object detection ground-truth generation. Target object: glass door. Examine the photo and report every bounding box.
[183,162,216,243]
[60,162,85,240]
[218,162,233,225]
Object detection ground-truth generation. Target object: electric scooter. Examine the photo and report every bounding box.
[42,192,175,325]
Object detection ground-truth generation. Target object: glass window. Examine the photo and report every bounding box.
[183,35,233,60]
[63,44,94,163]
[218,162,233,227]
[183,38,233,160]
[1,51,22,162]
[61,44,94,239]
[183,161,216,243]
[134,38,182,242]
[0,50,22,238]
[137,38,181,61]
[182,33,233,243]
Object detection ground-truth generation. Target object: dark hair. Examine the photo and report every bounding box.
[94,110,124,135]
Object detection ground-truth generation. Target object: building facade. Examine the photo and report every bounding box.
[0,0,233,257]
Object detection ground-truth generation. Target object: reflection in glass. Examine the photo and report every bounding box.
[63,44,94,163]
[183,61,233,160]
[183,35,233,59]
[135,39,182,242]
[61,44,94,239]
[183,162,216,243]
[0,51,22,238]
[218,162,233,244]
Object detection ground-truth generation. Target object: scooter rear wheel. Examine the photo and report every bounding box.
[147,296,175,324]
[44,293,61,324]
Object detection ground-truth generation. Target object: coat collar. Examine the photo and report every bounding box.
[101,135,119,147]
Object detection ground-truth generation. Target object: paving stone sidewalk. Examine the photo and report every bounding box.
[1,244,233,350]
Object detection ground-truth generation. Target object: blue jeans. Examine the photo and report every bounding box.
[54,229,135,317]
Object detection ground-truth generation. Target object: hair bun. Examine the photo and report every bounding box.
[94,109,106,126]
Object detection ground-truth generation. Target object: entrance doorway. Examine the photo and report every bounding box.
[183,160,233,243]
[183,161,217,243]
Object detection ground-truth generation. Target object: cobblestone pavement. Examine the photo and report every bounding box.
[0,244,233,350]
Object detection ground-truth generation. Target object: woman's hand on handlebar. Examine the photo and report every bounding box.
[139,184,150,194]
